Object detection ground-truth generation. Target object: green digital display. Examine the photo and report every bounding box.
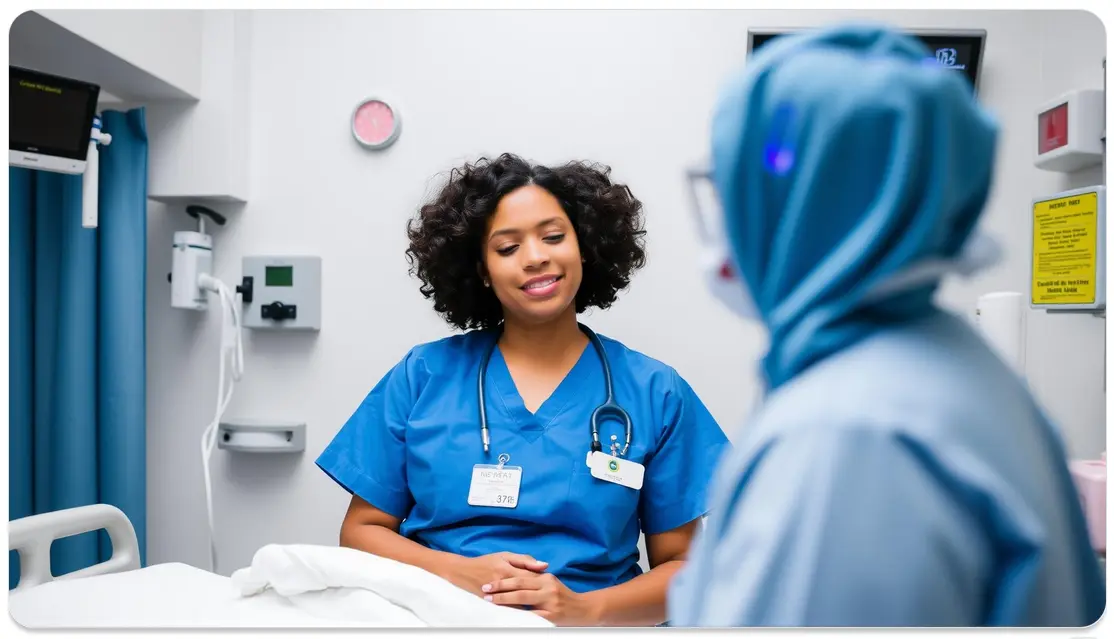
[265,265,293,287]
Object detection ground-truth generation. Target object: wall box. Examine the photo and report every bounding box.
[146,11,252,204]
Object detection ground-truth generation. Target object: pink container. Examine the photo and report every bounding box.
[1069,457,1106,553]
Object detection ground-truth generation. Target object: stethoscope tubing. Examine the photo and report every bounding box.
[478,322,633,458]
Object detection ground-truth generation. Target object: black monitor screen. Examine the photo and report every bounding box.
[748,30,985,93]
[10,66,100,160]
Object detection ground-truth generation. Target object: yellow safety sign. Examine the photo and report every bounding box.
[1031,191,1099,305]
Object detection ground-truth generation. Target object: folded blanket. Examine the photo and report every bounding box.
[230,544,554,628]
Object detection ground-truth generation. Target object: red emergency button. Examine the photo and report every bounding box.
[1038,103,1069,154]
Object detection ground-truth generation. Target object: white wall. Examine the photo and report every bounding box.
[1021,11,1107,459]
[143,9,1107,573]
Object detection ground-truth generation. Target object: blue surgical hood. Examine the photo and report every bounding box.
[710,24,999,389]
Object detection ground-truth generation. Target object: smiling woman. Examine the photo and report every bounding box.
[314,153,730,626]
[405,153,648,333]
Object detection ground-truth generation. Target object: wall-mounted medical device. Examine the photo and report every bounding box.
[1034,88,1105,173]
[9,65,100,173]
[170,205,238,310]
[241,256,322,331]
[1030,185,1106,312]
[9,65,110,228]
[747,28,987,94]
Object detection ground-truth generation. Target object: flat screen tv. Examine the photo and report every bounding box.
[747,28,987,94]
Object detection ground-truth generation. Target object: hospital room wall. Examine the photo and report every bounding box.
[140,9,1108,573]
[1018,11,1107,461]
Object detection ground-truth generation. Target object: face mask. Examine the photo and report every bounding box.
[687,166,763,320]
[686,165,1003,322]
[705,229,1002,326]
[699,243,761,320]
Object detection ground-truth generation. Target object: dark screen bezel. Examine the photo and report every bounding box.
[10,65,102,161]
[746,28,986,94]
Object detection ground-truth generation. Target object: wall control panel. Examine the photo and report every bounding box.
[241,256,321,330]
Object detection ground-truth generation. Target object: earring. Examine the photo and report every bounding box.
[483,279,490,287]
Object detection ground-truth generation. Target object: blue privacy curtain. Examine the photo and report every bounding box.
[9,108,148,588]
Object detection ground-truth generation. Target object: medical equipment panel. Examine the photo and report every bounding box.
[217,419,306,454]
[9,66,111,228]
[1034,88,1105,173]
[1029,186,1106,311]
[241,256,322,330]
[9,65,100,175]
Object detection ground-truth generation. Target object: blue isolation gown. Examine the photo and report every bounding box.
[669,311,1105,626]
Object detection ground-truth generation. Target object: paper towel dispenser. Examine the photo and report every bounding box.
[217,419,306,454]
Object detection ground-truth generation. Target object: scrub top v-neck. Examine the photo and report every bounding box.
[486,341,595,439]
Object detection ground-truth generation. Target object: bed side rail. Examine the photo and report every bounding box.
[8,504,141,592]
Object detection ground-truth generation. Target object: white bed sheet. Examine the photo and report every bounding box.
[9,544,555,629]
[8,562,362,628]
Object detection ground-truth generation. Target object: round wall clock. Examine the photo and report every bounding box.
[352,97,401,150]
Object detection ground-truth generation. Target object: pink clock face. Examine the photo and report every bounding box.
[353,100,396,145]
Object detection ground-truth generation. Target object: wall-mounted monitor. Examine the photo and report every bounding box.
[9,65,101,174]
[746,28,987,95]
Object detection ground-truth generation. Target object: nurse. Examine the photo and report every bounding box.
[668,24,1106,626]
[317,152,729,626]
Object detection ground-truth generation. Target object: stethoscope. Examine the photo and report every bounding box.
[478,322,633,459]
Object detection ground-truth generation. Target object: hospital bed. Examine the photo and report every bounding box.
[8,504,553,628]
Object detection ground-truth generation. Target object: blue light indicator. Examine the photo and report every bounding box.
[763,103,797,176]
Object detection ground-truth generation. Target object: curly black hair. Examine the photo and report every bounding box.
[405,153,647,331]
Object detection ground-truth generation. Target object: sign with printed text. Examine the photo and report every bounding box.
[1031,192,1099,305]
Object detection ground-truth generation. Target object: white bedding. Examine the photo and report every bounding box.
[9,562,333,628]
[9,544,554,628]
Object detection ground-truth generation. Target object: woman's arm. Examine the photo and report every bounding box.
[580,519,699,626]
[340,494,547,596]
[482,519,700,626]
[339,494,455,575]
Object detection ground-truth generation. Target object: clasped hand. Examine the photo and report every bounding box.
[440,552,597,625]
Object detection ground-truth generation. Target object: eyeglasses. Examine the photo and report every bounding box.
[684,164,726,245]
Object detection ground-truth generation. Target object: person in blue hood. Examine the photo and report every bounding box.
[668,24,1105,627]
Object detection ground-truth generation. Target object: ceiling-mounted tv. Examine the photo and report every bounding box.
[746,28,987,95]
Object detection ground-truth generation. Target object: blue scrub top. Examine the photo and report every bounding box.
[317,327,730,594]
[668,312,1106,626]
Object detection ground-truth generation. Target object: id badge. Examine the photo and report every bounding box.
[467,461,522,508]
[587,451,645,491]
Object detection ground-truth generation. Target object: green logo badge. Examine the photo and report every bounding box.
[608,460,619,472]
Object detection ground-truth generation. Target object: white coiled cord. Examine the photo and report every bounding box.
[197,273,244,574]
